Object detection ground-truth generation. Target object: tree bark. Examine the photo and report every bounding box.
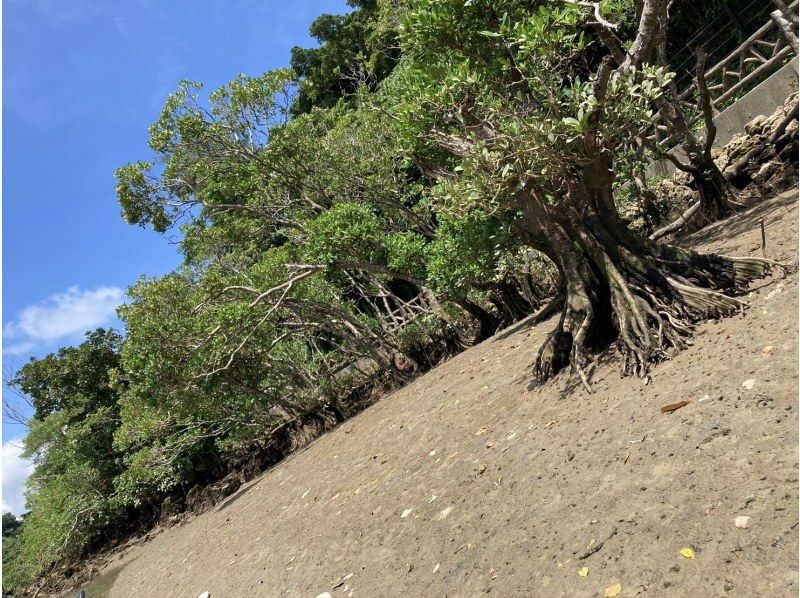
[513,154,777,386]
[456,299,501,342]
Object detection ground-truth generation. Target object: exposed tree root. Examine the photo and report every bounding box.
[650,201,701,241]
[531,246,783,388]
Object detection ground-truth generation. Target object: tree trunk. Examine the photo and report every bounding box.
[680,133,737,225]
[491,280,535,324]
[456,299,500,342]
[514,156,776,387]
[695,158,735,221]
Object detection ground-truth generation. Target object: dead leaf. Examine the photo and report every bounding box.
[485,441,494,449]
[578,566,589,578]
[478,463,487,475]
[623,452,631,464]
[604,583,622,597]
[661,400,690,413]
[680,547,696,559]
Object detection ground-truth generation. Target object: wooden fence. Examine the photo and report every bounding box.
[650,0,798,148]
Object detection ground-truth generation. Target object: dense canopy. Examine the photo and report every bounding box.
[5,1,792,593]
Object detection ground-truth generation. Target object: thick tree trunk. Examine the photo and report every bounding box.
[514,157,777,387]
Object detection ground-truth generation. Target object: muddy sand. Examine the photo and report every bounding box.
[87,190,797,597]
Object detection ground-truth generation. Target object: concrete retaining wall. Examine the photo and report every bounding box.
[648,58,799,179]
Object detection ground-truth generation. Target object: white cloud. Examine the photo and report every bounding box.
[5,286,124,346]
[2,341,36,356]
[2,439,34,515]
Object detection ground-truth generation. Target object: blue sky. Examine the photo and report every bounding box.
[2,0,349,514]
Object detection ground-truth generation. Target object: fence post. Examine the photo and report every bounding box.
[772,9,800,54]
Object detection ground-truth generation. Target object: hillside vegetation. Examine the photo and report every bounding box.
[4,1,797,594]
[96,191,800,597]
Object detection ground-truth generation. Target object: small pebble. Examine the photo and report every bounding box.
[735,516,751,529]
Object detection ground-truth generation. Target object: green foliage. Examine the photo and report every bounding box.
[5,330,123,588]
[12,3,692,592]
[390,0,673,219]
[2,512,22,538]
[290,0,400,114]
[426,211,509,300]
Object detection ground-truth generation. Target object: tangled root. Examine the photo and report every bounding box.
[531,253,787,389]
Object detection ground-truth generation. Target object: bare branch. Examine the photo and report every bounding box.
[694,47,717,156]
[565,0,619,30]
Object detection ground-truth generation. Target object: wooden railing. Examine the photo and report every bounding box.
[649,0,798,149]
[381,294,429,333]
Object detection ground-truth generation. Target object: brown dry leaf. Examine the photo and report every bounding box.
[660,400,690,413]
[604,583,622,597]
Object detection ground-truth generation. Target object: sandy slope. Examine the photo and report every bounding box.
[96,190,797,598]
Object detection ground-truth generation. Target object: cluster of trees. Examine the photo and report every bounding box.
[5,0,785,591]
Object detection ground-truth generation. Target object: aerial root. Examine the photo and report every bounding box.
[574,360,593,393]
[720,255,793,286]
[666,276,747,316]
